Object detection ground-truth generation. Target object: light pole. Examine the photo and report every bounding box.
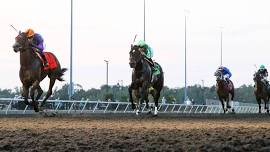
[219,26,223,66]
[143,0,146,41]
[184,10,190,101]
[201,80,204,88]
[69,0,74,100]
[104,60,109,94]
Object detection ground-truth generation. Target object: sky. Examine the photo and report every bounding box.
[1,0,270,90]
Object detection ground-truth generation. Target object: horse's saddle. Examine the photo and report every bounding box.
[34,51,46,64]
[144,58,161,76]
[152,62,161,76]
[34,51,58,70]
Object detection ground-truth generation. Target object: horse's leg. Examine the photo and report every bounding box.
[257,97,262,113]
[226,93,231,108]
[153,90,160,116]
[22,85,30,105]
[41,78,56,107]
[140,82,149,110]
[128,85,136,109]
[35,85,43,101]
[264,98,269,114]
[219,97,226,113]
[30,80,40,112]
[266,99,269,114]
[145,97,150,109]
[226,97,234,113]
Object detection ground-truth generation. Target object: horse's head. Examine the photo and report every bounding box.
[253,71,263,83]
[13,32,30,53]
[214,70,223,81]
[253,72,263,86]
[129,44,144,68]
[214,70,227,87]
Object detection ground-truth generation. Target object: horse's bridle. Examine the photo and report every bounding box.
[13,33,31,53]
[129,45,144,68]
[215,70,224,81]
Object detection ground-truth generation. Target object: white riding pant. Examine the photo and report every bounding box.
[223,74,230,79]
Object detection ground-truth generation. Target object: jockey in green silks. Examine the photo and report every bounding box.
[136,40,154,66]
[258,64,269,87]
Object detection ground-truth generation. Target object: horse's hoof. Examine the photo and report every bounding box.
[39,106,44,112]
[131,104,136,110]
[153,107,158,116]
[135,109,141,115]
[34,107,39,112]
[32,102,39,112]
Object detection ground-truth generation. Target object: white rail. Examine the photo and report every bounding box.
[0,97,263,115]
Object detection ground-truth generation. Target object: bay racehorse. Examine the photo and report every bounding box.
[128,44,164,115]
[253,71,269,113]
[13,32,67,112]
[214,70,235,113]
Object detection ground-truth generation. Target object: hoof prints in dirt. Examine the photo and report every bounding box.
[0,116,270,151]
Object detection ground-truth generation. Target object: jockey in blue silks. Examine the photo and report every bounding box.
[217,66,232,83]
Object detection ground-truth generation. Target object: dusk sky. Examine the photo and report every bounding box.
[1,0,270,90]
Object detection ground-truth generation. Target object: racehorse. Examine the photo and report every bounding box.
[214,70,235,113]
[253,71,269,113]
[128,44,164,115]
[12,32,67,112]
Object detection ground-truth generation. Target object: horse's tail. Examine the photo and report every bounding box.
[57,68,68,81]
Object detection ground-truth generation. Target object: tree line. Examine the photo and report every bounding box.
[0,83,256,104]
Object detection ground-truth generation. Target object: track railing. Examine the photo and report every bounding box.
[0,97,263,115]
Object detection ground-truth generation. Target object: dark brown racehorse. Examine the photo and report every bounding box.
[214,70,235,113]
[13,32,67,112]
[128,45,164,115]
[253,71,269,113]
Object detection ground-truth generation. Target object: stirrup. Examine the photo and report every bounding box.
[44,61,49,67]
[149,86,154,92]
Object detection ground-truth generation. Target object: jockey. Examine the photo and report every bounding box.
[25,28,48,66]
[137,40,154,66]
[217,66,232,83]
[258,64,269,86]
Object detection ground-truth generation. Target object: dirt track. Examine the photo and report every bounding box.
[0,114,270,152]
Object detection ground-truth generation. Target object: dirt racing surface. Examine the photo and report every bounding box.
[0,114,270,152]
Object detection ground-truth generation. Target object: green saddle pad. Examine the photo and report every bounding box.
[152,62,161,76]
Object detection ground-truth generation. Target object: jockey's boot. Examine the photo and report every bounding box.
[149,58,155,67]
[41,53,48,67]
[149,85,155,92]
[151,75,158,84]
[147,58,155,67]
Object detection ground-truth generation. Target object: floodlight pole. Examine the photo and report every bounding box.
[69,0,74,100]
